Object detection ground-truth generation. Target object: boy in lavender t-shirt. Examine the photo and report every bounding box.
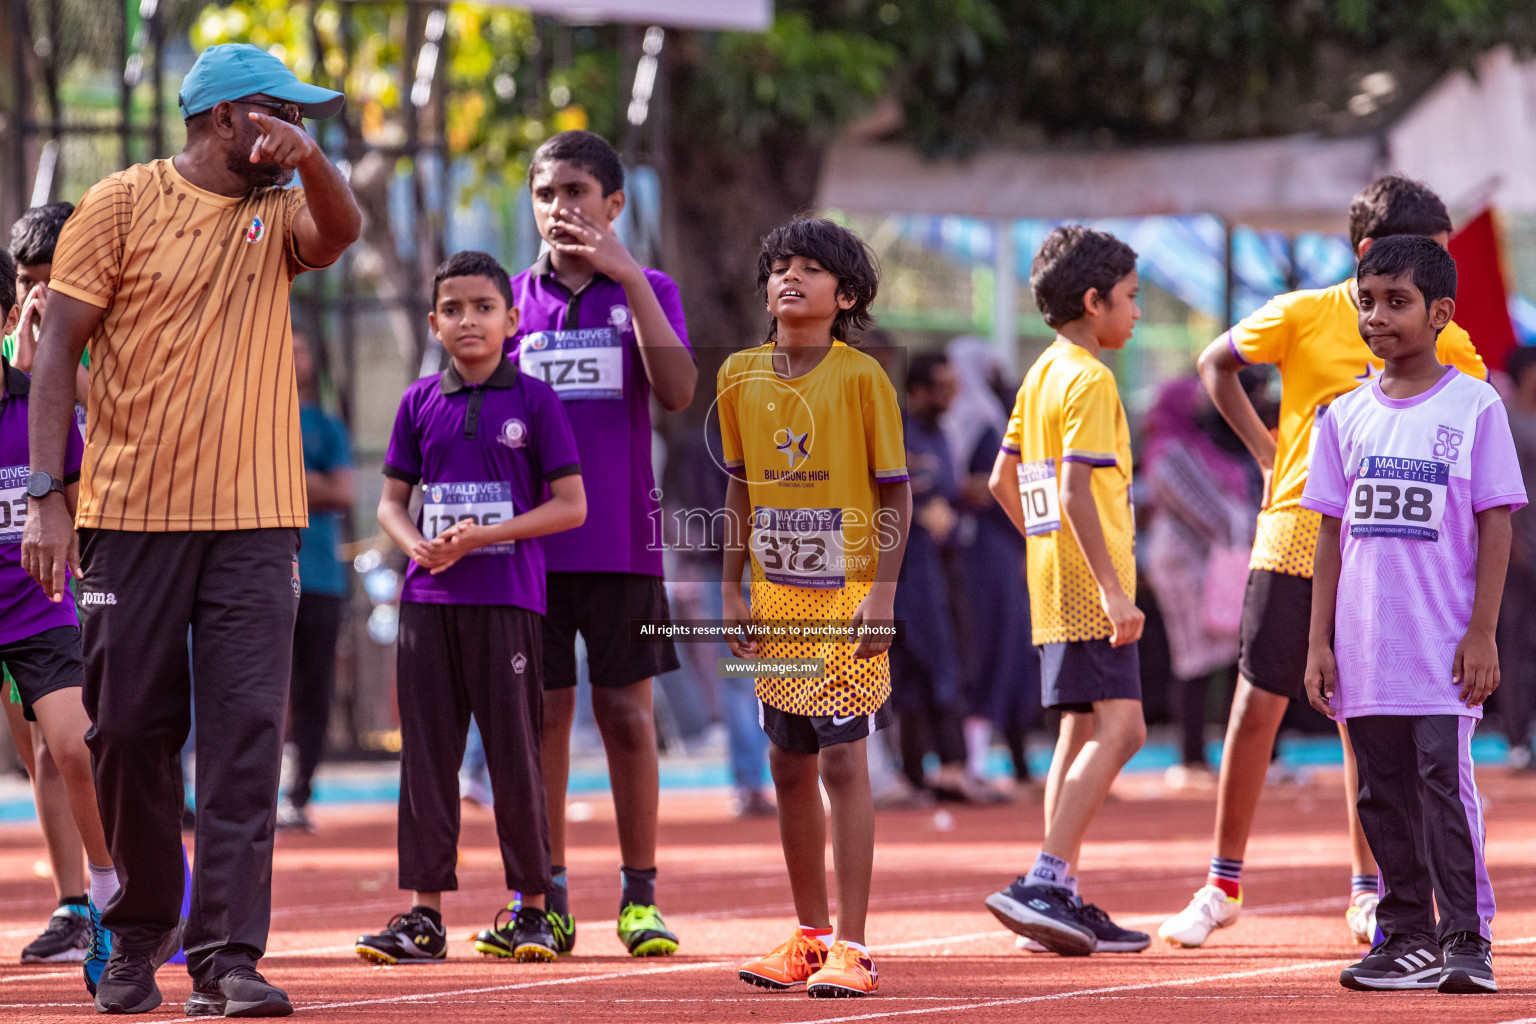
[357,252,585,966]
[507,130,696,956]
[1303,237,1526,995]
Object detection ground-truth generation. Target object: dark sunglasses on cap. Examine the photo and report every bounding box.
[238,97,304,125]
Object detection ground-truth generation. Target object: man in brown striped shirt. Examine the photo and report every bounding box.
[22,44,360,1016]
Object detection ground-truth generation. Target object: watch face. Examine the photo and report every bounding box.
[25,472,54,498]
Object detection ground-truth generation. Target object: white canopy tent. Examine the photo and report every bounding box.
[816,45,1536,360]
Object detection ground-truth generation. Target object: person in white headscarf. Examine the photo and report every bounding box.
[942,337,1040,788]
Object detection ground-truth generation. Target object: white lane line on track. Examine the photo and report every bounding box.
[776,958,1360,1024]
[779,929,1536,1024]
[4,927,1024,1017]
[0,969,75,984]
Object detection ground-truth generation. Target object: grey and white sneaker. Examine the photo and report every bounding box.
[1339,935,1443,991]
[1438,932,1496,993]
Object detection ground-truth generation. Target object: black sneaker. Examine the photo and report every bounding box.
[984,880,1096,956]
[546,909,576,954]
[21,903,89,963]
[473,905,558,963]
[93,951,162,1015]
[185,965,292,1017]
[1439,931,1496,993]
[355,910,447,965]
[1072,899,1150,953]
[1339,934,1443,990]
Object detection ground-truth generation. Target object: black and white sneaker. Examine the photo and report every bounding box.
[20,903,89,963]
[474,905,559,963]
[1339,935,1443,990]
[355,910,447,965]
[1438,932,1496,993]
[185,965,292,1017]
[1073,899,1150,952]
[984,880,1096,956]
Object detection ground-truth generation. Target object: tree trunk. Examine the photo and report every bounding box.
[660,131,826,424]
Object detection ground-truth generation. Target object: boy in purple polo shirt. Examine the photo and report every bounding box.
[357,251,585,965]
[0,250,125,998]
[1303,237,1526,994]
[508,130,696,956]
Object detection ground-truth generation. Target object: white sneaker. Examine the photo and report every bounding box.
[1158,885,1241,948]
[1015,934,1048,952]
[1346,892,1379,944]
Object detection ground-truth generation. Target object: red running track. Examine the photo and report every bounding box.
[3,768,1535,1022]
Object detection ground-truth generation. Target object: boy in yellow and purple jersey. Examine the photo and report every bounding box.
[723,218,910,998]
[1160,176,1488,950]
[983,226,1149,956]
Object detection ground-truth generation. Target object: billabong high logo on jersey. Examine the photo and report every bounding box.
[245,217,265,244]
[1434,425,1464,462]
[775,428,810,470]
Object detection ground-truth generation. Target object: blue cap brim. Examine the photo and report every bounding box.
[262,80,345,120]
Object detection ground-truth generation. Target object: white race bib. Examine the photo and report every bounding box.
[422,481,515,556]
[751,506,845,589]
[1016,458,1062,536]
[519,328,624,400]
[0,465,27,544]
[1348,455,1448,541]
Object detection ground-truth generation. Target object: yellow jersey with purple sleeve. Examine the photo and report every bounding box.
[1224,281,1485,578]
[716,341,907,717]
[1002,339,1135,645]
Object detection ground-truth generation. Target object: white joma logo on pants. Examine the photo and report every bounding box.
[79,592,118,606]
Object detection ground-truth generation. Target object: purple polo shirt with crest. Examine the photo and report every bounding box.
[383,357,580,612]
[0,358,85,646]
[506,253,692,577]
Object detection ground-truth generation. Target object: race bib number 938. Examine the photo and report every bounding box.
[1348,455,1448,541]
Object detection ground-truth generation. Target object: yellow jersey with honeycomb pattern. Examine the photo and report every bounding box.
[717,341,908,717]
[1226,281,1485,578]
[1002,339,1135,645]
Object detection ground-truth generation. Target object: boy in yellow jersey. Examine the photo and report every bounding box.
[724,218,910,998]
[1159,176,1488,949]
[983,226,1149,956]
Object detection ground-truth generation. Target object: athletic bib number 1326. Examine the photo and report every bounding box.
[422,481,516,556]
[1016,458,1061,536]
[1348,455,1448,541]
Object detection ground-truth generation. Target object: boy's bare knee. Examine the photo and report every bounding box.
[770,745,817,787]
[817,743,866,790]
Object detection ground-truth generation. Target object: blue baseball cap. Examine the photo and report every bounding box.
[178,43,344,120]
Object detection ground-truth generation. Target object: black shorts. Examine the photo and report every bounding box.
[1039,638,1142,713]
[759,700,894,755]
[1237,569,1312,701]
[1,626,84,722]
[542,571,680,690]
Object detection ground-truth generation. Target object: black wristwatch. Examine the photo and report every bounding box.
[25,471,65,500]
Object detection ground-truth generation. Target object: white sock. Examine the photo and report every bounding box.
[840,939,869,955]
[88,862,120,910]
[1065,875,1080,898]
[964,718,993,778]
[1025,851,1070,891]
